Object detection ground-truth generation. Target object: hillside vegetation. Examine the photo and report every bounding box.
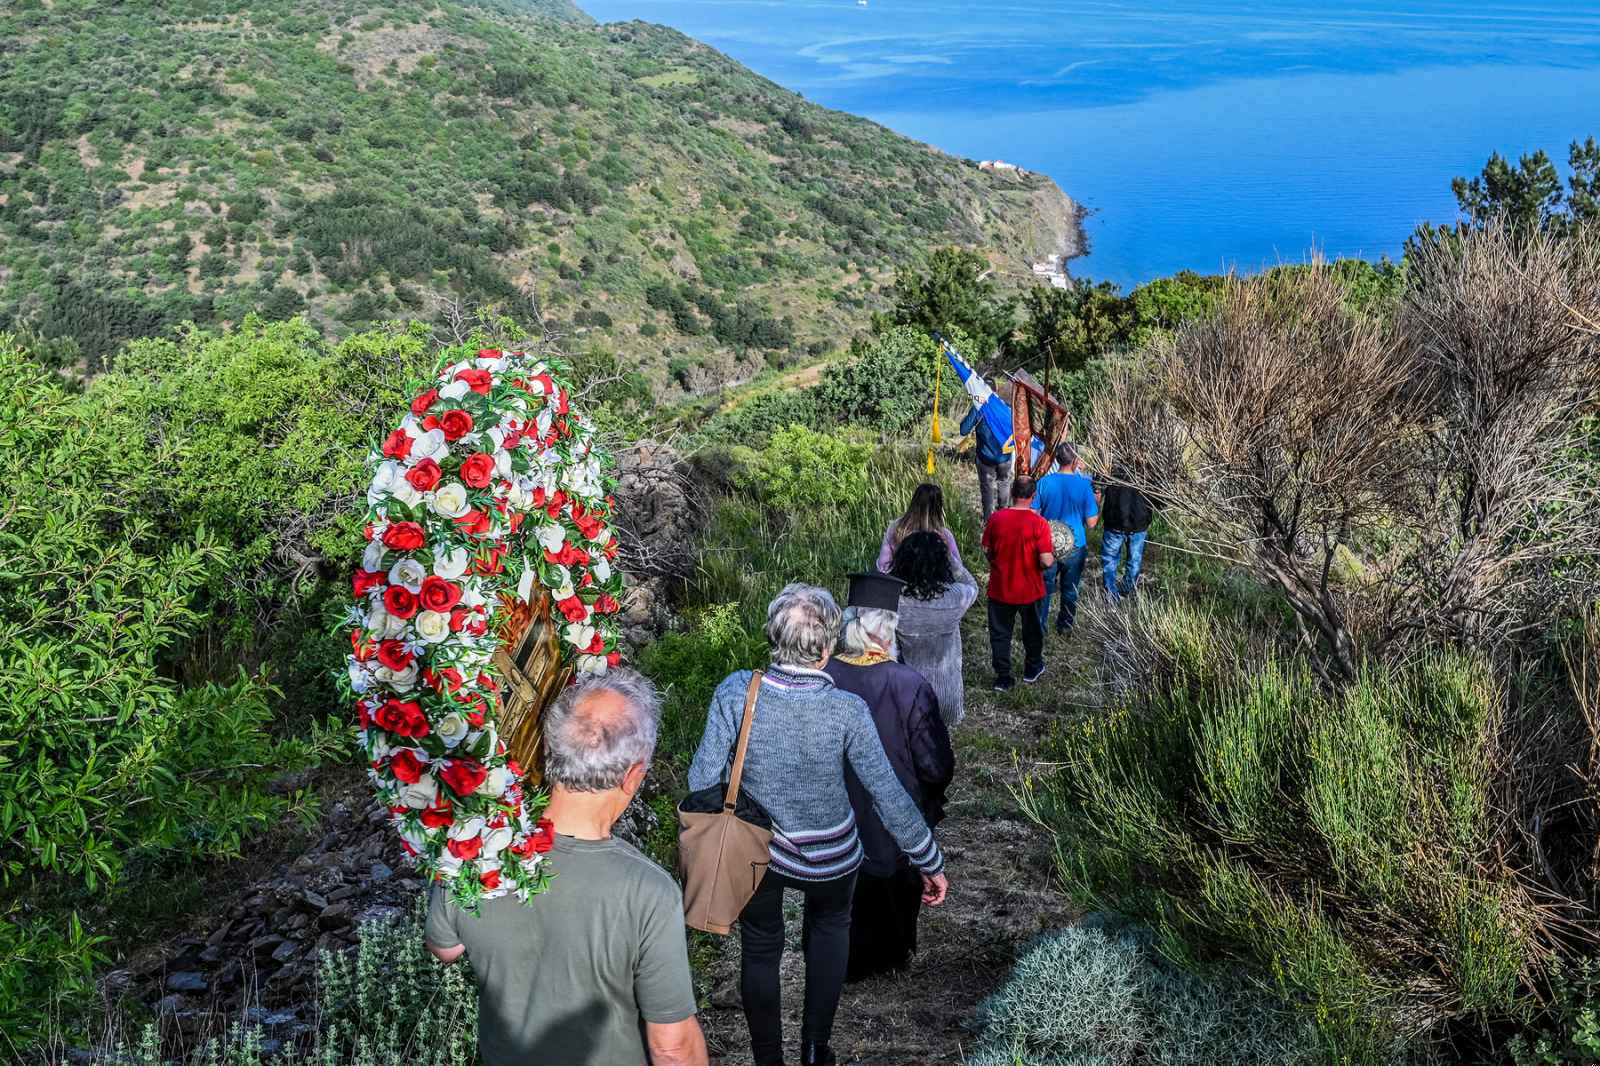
[0,0,1077,391]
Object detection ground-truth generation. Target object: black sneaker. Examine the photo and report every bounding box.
[993,678,1015,692]
[1023,664,1047,684]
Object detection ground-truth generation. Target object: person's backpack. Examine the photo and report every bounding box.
[677,672,773,934]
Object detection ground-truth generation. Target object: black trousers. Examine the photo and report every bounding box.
[741,868,858,1064]
[987,596,1044,684]
[845,866,923,982]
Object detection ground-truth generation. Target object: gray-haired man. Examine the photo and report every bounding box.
[425,669,708,1066]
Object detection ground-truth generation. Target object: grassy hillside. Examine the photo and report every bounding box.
[0,0,1078,393]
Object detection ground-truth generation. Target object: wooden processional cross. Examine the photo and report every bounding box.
[1007,368,1073,477]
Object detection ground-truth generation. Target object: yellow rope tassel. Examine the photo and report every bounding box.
[926,356,942,474]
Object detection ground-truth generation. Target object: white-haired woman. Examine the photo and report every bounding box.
[824,573,955,983]
[687,583,951,1066]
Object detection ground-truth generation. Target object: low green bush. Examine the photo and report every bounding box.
[1022,594,1590,1062]
[965,923,1321,1066]
[90,904,477,1066]
[637,603,768,780]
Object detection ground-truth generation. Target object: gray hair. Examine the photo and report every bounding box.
[765,583,842,666]
[838,606,898,658]
[542,668,661,792]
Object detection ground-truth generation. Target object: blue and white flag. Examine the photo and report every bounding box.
[937,335,1045,466]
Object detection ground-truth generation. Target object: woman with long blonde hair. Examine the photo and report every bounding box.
[875,483,961,573]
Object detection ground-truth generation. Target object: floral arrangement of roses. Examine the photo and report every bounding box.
[338,346,625,907]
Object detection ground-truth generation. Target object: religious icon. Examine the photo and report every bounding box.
[492,591,574,786]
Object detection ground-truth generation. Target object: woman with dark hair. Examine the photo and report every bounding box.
[891,530,979,726]
[875,483,962,573]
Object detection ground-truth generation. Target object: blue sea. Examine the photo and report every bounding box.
[578,0,1600,287]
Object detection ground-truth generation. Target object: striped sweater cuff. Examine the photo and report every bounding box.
[905,832,943,875]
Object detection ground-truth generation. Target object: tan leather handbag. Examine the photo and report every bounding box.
[677,671,774,934]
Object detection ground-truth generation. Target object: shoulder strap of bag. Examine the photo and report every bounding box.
[724,670,764,812]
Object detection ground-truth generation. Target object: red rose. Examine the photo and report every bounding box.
[480,868,502,890]
[447,834,483,860]
[383,522,426,551]
[466,709,486,727]
[557,595,588,623]
[459,452,496,488]
[455,368,493,395]
[376,640,414,672]
[405,458,442,492]
[556,389,569,415]
[352,569,386,597]
[477,673,499,692]
[389,748,426,784]
[383,586,418,620]
[374,698,429,738]
[471,547,506,575]
[418,575,462,613]
[454,509,492,537]
[437,666,464,692]
[477,348,502,359]
[382,429,413,460]
[439,409,474,441]
[595,593,620,615]
[410,388,439,416]
[439,758,488,796]
[607,650,623,668]
[350,631,376,661]
[584,631,605,655]
[355,700,373,729]
[532,818,556,853]
[420,801,454,829]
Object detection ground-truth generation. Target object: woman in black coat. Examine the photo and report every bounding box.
[824,573,956,980]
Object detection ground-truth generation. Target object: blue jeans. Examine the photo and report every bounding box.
[1101,529,1148,600]
[1038,546,1087,632]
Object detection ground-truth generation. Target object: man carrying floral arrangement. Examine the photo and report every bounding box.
[426,670,709,1066]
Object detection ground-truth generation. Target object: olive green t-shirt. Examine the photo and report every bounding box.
[424,834,697,1066]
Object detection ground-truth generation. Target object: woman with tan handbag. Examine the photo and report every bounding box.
[686,583,951,1066]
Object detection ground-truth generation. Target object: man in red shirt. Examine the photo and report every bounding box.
[980,475,1056,691]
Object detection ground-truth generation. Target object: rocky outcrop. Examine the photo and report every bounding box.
[611,442,700,648]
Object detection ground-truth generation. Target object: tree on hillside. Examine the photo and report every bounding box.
[883,246,1014,360]
[1449,137,1600,232]
[1016,279,1137,378]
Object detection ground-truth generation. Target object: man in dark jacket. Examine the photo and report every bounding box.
[1096,469,1156,601]
[825,573,955,982]
[960,393,1010,519]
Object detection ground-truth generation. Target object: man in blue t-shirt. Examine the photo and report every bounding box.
[1031,443,1098,634]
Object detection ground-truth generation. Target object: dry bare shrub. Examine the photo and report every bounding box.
[1089,227,1600,680]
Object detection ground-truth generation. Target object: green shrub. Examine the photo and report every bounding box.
[92,904,478,1066]
[1023,595,1561,1061]
[730,423,872,513]
[637,603,768,781]
[1510,960,1600,1066]
[0,336,321,1046]
[966,923,1321,1066]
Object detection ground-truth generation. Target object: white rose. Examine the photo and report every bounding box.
[389,479,423,508]
[439,379,471,401]
[429,482,470,518]
[375,662,419,690]
[481,825,514,858]
[577,653,609,675]
[435,852,462,878]
[415,610,451,644]
[564,622,596,650]
[536,408,554,438]
[537,523,566,554]
[478,766,515,796]
[593,556,612,583]
[434,547,471,580]
[436,712,469,748]
[552,578,576,602]
[496,449,514,478]
[506,481,530,509]
[450,816,486,841]
[461,583,487,610]
[389,558,427,592]
[348,660,373,693]
[368,733,392,762]
[362,539,387,573]
[368,462,403,507]
[399,772,438,810]
[412,428,448,462]
[488,426,506,449]
[366,600,391,632]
